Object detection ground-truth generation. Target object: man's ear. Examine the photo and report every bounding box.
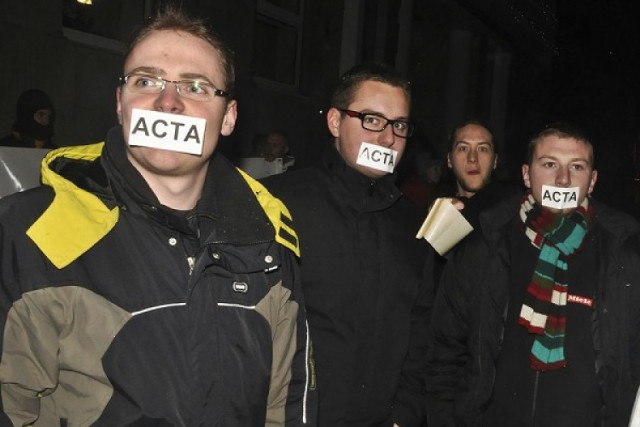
[221,100,238,136]
[588,169,598,195]
[493,153,499,170]
[116,87,123,124]
[326,108,341,138]
[522,164,531,189]
[447,153,453,169]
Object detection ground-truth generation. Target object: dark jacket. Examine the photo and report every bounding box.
[425,194,640,427]
[263,145,434,427]
[455,180,522,231]
[0,127,316,426]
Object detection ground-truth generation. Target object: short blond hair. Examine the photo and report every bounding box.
[124,5,236,96]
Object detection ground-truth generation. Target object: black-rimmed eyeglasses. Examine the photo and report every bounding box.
[119,74,230,102]
[339,109,414,138]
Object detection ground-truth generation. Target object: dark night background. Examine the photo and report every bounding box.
[2,0,640,216]
[496,0,640,216]
[548,0,640,214]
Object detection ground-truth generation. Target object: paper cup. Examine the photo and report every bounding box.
[416,197,474,255]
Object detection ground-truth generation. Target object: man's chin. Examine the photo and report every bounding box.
[460,179,488,194]
[359,165,392,179]
[542,206,575,217]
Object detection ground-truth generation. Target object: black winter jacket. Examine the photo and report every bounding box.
[0,127,316,426]
[426,194,640,427]
[263,145,434,427]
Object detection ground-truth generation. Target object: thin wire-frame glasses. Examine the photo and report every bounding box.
[119,74,229,102]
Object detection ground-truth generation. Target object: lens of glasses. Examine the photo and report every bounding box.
[361,114,385,132]
[124,75,164,93]
[122,74,222,102]
[392,122,412,137]
[175,80,217,101]
[361,114,412,137]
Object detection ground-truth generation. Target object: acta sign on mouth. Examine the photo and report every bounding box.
[541,185,579,209]
[356,142,398,173]
[128,108,207,155]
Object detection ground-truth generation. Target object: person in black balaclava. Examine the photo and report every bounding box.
[0,89,56,149]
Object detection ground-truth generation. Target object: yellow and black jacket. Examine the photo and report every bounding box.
[0,127,316,426]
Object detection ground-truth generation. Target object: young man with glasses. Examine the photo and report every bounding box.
[263,63,432,427]
[0,6,315,426]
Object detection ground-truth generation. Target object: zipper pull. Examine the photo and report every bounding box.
[187,256,196,275]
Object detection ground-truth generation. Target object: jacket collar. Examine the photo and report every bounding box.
[101,126,278,246]
[27,142,118,269]
[28,127,298,269]
[478,193,640,265]
[322,143,401,211]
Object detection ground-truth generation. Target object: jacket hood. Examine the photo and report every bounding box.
[100,126,298,254]
[322,143,402,211]
[27,142,119,269]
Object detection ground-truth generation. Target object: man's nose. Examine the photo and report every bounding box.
[377,124,397,148]
[154,84,184,114]
[556,167,571,186]
[467,147,478,163]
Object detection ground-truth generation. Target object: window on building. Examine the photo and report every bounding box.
[63,0,153,52]
[253,0,304,89]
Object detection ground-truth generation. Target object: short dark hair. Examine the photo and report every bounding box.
[446,119,495,153]
[526,122,594,168]
[124,5,236,96]
[267,129,289,142]
[330,63,411,110]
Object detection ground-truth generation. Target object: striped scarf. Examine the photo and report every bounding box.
[518,194,593,371]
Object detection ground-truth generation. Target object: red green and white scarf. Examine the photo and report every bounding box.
[518,194,594,371]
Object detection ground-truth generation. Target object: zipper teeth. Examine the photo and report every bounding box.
[532,371,540,423]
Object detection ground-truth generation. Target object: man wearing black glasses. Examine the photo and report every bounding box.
[264,63,432,427]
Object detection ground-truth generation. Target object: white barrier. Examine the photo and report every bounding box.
[0,147,49,198]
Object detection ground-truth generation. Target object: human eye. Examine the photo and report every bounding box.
[184,80,211,96]
[479,145,492,153]
[393,120,409,131]
[456,144,469,153]
[129,75,160,91]
[570,163,586,171]
[363,114,383,129]
[541,161,556,169]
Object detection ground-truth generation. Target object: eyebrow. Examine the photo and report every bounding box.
[537,155,589,163]
[454,140,493,147]
[359,110,410,121]
[126,66,164,76]
[125,66,215,85]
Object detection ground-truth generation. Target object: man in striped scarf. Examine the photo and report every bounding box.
[426,123,640,427]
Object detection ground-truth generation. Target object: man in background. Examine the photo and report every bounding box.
[445,119,512,229]
[0,89,56,149]
[261,129,295,171]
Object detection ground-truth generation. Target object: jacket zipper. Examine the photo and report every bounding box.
[531,371,540,424]
[187,256,196,275]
